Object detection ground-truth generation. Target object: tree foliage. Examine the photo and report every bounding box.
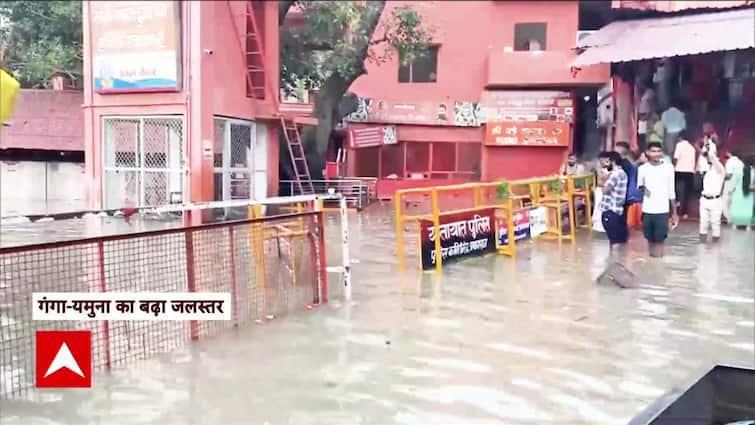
[281,2,433,97]
[280,1,432,178]
[0,1,82,88]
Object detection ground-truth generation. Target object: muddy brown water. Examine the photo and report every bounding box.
[0,205,753,425]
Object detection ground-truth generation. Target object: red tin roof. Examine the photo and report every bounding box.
[0,89,84,151]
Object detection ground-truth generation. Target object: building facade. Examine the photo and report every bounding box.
[342,0,610,196]
[82,0,281,211]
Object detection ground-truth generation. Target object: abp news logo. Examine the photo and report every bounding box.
[35,330,92,388]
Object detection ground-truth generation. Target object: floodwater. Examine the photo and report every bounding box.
[1,204,754,425]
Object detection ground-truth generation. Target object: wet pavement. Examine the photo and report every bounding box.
[1,204,754,425]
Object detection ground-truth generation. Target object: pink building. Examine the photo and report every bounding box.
[82,1,281,211]
[342,1,610,197]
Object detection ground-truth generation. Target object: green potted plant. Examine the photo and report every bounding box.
[496,181,510,201]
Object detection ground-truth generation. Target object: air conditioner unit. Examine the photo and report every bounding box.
[576,30,596,46]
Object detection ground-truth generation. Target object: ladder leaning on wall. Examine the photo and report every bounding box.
[226,0,315,196]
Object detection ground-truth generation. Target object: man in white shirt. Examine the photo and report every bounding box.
[723,150,745,224]
[660,103,686,155]
[638,142,679,258]
[696,133,718,175]
[672,132,696,220]
[698,146,726,242]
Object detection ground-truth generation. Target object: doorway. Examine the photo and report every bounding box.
[213,117,267,202]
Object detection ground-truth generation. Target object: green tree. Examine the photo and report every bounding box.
[279,1,432,177]
[0,1,82,88]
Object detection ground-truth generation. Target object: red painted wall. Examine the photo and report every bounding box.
[82,1,280,210]
[348,1,608,185]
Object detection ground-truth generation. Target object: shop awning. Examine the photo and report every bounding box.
[572,8,755,67]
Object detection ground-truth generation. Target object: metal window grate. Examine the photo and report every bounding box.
[103,116,185,210]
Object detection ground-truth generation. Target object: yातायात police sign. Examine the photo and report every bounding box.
[419,209,496,271]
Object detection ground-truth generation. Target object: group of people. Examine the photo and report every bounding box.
[565,137,753,259]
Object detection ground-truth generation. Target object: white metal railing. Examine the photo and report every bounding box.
[280,178,377,210]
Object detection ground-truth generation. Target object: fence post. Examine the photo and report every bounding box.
[339,196,352,300]
[250,204,266,291]
[228,226,239,327]
[185,229,199,340]
[314,198,328,303]
[395,191,404,272]
[431,188,443,274]
[96,240,111,370]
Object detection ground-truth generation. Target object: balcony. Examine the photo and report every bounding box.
[486,50,609,88]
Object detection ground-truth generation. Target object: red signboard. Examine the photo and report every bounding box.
[349,127,384,149]
[485,121,570,147]
[36,330,92,388]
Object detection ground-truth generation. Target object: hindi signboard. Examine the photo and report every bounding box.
[347,98,481,127]
[479,90,574,124]
[349,127,384,149]
[499,209,532,245]
[419,209,496,271]
[90,1,182,93]
[484,121,570,147]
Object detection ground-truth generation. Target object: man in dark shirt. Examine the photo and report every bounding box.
[615,141,642,221]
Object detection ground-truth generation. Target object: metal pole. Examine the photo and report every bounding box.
[339,196,352,300]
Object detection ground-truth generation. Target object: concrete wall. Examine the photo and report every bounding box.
[0,161,87,217]
[350,1,584,102]
[82,1,280,210]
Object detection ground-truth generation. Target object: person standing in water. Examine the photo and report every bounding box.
[697,144,726,242]
[638,142,679,258]
[599,151,629,250]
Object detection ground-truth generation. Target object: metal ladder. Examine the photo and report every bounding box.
[281,117,315,195]
[227,0,315,195]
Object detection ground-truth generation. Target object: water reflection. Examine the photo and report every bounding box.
[0,206,753,425]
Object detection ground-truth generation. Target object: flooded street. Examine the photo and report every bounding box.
[1,205,754,425]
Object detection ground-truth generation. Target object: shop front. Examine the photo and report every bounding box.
[574,7,755,161]
[344,98,483,199]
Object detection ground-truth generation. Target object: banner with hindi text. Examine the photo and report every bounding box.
[419,208,496,271]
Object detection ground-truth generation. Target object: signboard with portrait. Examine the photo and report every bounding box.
[484,121,570,147]
[90,1,182,93]
[419,209,496,271]
[346,97,481,127]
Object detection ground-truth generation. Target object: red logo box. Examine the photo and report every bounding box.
[35,330,92,388]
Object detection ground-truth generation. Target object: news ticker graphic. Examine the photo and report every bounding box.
[32,292,232,321]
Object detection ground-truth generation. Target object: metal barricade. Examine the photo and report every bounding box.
[280,178,377,210]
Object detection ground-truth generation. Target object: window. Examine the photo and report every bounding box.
[398,45,439,83]
[514,23,547,51]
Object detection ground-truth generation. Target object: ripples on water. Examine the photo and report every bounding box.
[1,206,753,424]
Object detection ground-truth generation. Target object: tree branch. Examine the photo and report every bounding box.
[279,0,297,26]
[369,35,389,46]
